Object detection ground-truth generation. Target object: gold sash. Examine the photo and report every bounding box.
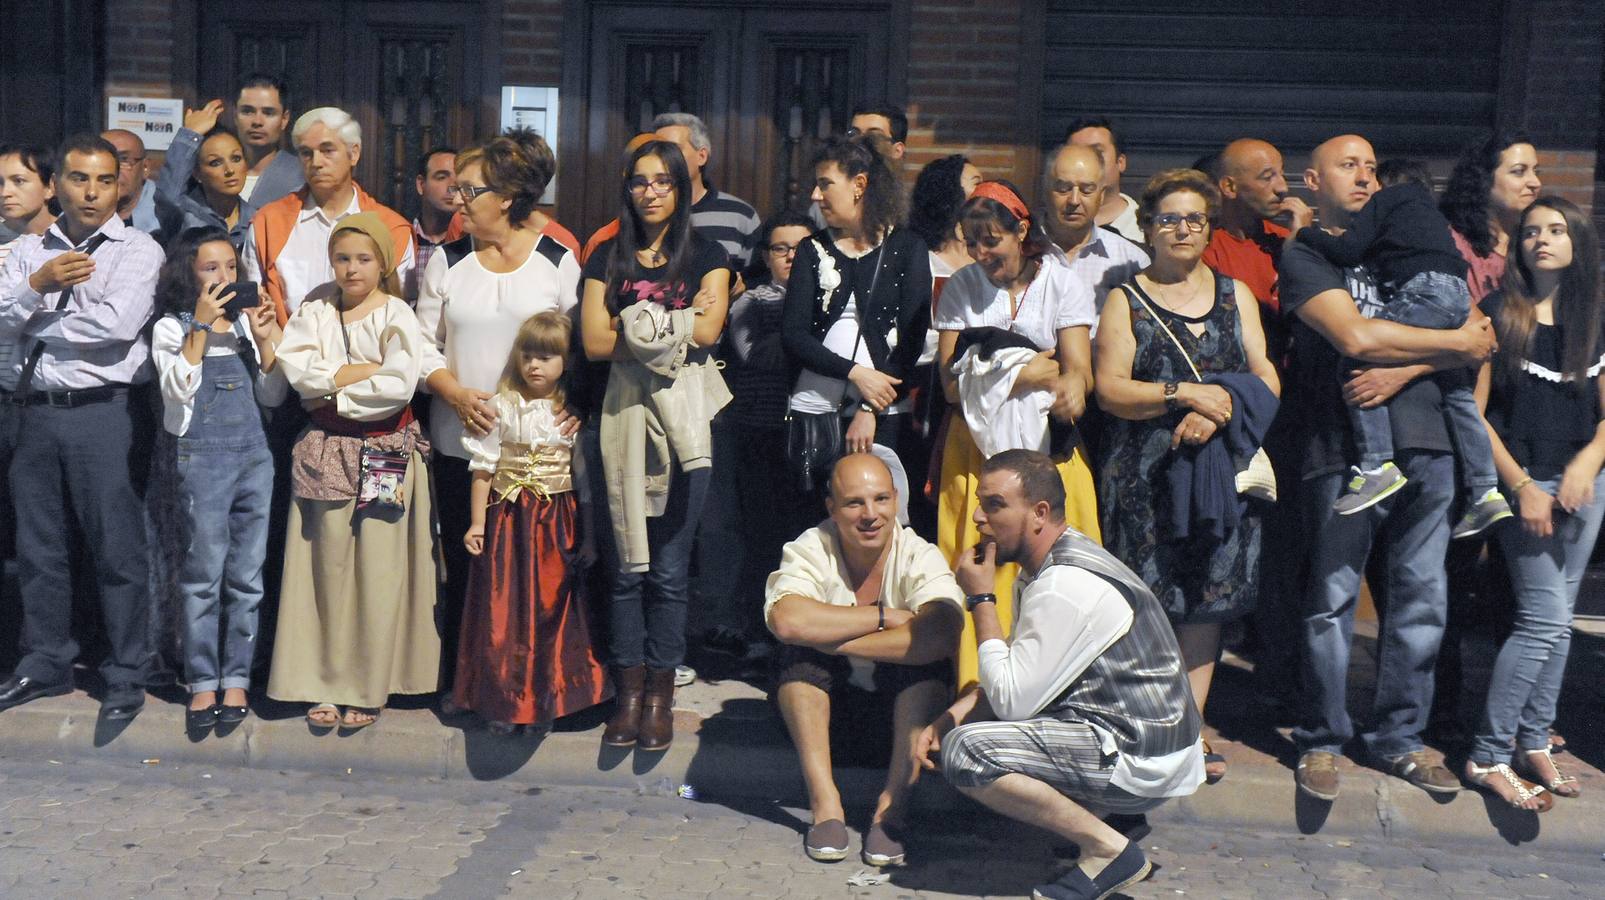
[490,441,574,502]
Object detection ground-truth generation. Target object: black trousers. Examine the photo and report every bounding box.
[10,394,152,687]
[690,416,745,636]
[433,452,473,686]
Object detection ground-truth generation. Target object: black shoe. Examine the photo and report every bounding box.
[217,704,249,725]
[100,684,146,721]
[0,674,71,711]
[186,705,220,732]
[698,626,749,660]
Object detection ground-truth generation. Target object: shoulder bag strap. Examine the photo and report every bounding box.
[1125,279,1202,382]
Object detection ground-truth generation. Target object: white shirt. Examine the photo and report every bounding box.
[1053,230,1150,320]
[979,562,1205,799]
[461,393,588,502]
[152,315,288,435]
[242,174,261,203]
[275,296,422,421]
[241,191,417,316]
[788,294,878,414]
[416,237,582,459]
[764,521,964,626]
[934,251,1097,351]
[1104,192,1143,245]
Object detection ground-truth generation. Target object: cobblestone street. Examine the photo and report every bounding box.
[2,755,1601,899]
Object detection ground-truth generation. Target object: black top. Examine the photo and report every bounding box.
[1483,291,1605,479]
[781,227,932,401]
[1278,241,1451,479]
[1296,182,1468,289]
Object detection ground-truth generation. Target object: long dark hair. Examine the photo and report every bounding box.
[909,154,969,251]
[1494,196,1603,389]
[605,139,694,309]
[155,227,236,317]
[813,134,904,242]
[1441,130,1532,258]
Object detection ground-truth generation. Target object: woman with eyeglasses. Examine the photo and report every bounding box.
[580,139,731,752]
[414,135,583,707]
[782,135,932,487]
[1094,169,1281,786]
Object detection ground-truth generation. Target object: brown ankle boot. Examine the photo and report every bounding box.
[602,665,646,747]
[637,667,676,751]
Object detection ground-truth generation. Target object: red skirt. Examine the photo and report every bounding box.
[452,490,612,725]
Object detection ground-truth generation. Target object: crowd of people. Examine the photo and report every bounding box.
[0,70,1599,899]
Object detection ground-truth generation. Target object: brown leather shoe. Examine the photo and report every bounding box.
[602,665,646,747]
[637,667,676,751]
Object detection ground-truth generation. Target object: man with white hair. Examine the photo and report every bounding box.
[242,106,413,320]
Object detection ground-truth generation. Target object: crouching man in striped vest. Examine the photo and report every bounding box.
[915,448,1205,900]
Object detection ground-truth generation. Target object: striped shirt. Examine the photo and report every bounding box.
[0,215,163,390]
[692,185,761,271]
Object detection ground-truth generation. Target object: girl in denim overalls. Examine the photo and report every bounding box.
[150,228,285,734]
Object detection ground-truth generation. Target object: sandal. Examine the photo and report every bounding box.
[1517,747,1581,799]
[340,707,380,730]
[1202,739,1227,785]
[1548,728,1568,755]
[1464,761,1552,812]
[306,703,340,728]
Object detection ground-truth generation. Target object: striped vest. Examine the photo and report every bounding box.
[1031,528,1202,761]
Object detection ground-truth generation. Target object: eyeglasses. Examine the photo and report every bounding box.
[447,183,494,201]
[765,243,799,259]
[1152,212,1209,233]
[116,153,146,169]
[627,176,676,197]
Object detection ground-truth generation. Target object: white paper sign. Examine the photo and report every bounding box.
[106,97,185,151]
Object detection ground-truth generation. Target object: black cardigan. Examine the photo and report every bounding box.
[781,227,932,402]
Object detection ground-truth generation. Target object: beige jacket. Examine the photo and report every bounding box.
[600,300,731,572]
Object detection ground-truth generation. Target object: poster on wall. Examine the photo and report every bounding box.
[105,97,185,151]
[501,86,559,205]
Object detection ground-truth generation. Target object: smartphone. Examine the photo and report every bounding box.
[220,281,260,319]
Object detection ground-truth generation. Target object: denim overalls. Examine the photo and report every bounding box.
[175,324,275,693]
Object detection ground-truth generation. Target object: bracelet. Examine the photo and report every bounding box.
[1510,475,1535,494]
[876,604,885,632]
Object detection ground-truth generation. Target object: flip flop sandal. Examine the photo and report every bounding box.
[340,707,380,730]
[305,703,340,728]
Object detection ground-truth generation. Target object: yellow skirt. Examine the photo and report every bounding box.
[936,415,1101,692]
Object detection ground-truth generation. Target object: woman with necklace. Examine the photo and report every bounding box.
[932,179,1101,691]
[782,135,932,497]
[1094,169,1280,786]
[580,140,731,752]
[267,213,441,731]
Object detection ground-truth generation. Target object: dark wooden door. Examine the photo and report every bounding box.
[561,0,907,240]
[191,0,499,219]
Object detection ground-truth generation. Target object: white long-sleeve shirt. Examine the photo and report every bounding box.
[275,296,422,421]
[151,315,287,435]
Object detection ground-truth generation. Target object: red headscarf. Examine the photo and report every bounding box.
[970,181,1031,223]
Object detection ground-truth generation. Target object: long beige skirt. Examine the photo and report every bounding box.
[266,450,442,708]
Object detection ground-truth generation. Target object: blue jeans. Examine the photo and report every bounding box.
[609,466,711,670]
[174,352,273,693]
[1470,472,1605,764]
[1349,272,1495,492]
[1293,450,1454,758]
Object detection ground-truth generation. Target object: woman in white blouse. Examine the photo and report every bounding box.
[415,136,583,688]
[149,229,285,734]
[266,213,441,731]
[932,181,1101,692]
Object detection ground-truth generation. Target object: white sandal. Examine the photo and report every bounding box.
[1465,761,1551,811]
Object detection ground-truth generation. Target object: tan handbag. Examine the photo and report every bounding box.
[1131,285,1277,504]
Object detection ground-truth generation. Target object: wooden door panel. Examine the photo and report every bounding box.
[196,2,344,116]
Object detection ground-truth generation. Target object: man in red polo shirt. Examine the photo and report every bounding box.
[1202,138,1313,336]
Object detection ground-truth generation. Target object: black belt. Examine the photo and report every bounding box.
[4,385,128,408]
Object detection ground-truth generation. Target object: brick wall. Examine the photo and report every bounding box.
[903,0,1036,188]
[103,0,177,100]
[502,0,565,87]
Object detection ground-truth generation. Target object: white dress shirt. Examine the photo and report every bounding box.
[241,190,417,316]
[1053,229,1150,322]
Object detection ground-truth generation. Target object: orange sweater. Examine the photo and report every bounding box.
[252,183,413,324]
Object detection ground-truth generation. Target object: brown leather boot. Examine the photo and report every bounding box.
[637,667,676,751]
[602,665,646,747]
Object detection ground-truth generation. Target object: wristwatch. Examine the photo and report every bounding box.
[1163,381,1180,410]
[965,592,997,613]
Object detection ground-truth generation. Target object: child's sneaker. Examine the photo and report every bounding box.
[1452,488,1514,539]
[1333,462,1408,515]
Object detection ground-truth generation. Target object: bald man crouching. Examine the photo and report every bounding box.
[766,453,964,867]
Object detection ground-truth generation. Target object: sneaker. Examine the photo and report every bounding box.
[1333,463,1408,516]
[861,820,906,867]
[1295,750,1341,801]
[1386,749,1461,795]
[804,819,849,862]
[674,664,696,687]
[1452,488,1514,539]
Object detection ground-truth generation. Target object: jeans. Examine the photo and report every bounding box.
[1470,472,1605,763]
[11,392,152,688]
[1293,450,1454,758]
[1349,272,1495,491]
[174,351,273,693]
[609,466,710,669]
[690,416,745,636]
